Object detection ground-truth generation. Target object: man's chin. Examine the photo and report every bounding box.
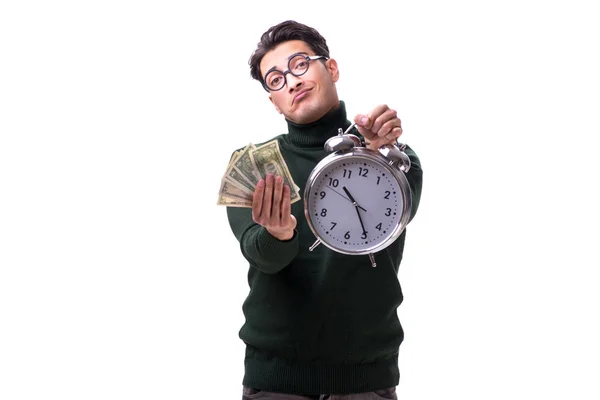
[285,105,324,125]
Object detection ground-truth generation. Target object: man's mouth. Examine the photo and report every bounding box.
[293,89,311,104]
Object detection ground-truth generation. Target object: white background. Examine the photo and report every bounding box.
[1,1,599,399]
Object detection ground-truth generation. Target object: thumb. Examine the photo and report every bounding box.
[353,114,376,140]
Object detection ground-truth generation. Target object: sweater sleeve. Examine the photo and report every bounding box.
[403,145,423,223]
[226,206,299,274]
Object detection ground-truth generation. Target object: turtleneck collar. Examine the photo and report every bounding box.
[285,101,353,147]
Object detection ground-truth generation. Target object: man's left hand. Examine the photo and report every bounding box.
[354,104,403,150]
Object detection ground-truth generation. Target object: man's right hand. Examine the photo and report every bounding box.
[252,173,297,241]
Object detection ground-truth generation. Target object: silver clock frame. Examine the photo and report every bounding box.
[303,127,413,267]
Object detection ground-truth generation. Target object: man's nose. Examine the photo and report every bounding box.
[285,73,303,92]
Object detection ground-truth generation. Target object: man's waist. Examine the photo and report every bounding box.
[243,346,400,395]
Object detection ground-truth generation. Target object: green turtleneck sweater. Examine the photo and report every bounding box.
[226,101,423,395]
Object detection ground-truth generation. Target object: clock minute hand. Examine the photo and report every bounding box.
[343,186,368,236]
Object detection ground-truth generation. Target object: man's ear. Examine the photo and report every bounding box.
[269,95,282,114]
[326,58,340,83]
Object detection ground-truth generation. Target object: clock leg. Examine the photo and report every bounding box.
[309,238,322,251]
[369,253,377,268]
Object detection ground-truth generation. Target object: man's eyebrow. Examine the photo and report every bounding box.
[287,51,309,60]
[264,52,310,76]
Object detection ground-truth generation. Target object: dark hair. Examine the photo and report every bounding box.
[249,20,330,85]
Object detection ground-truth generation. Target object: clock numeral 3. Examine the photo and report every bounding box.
[385,208,392,216]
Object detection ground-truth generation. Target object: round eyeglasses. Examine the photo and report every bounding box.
[263,53,328,92]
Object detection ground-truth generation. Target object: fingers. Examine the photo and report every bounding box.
[367,104,392,125]
[379,122,403,141]
[385,126,403,141]
[252,174,291,230]
[262,174,274,221]
[252,178,265,222]
[355,105,402,142]
[371,109,399,135]
[281,185,291,226]
[271,175,284,224]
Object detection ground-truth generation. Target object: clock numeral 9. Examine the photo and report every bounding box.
[319,191,326,199]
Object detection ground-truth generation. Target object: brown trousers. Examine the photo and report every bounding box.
[242,386,397,400]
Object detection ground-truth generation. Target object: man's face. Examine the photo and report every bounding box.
[260,40,340,124]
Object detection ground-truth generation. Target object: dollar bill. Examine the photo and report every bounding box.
[218,140,300,207]
[224,164,255,195]
[216,194,252,208]
[249,140,301,204]
[218,178,253,201]
[233,144,261,187]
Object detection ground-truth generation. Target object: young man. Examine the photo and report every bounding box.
[226,20,423,400]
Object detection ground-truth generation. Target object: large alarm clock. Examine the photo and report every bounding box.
[303,124,413,268]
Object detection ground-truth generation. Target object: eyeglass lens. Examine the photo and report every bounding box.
[265,55,311,91]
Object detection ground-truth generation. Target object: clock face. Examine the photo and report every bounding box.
[306,155,406,254]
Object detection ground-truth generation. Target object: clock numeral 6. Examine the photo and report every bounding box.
[344,231,351,239]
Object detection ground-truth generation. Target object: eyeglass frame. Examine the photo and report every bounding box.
[262,52,329,92]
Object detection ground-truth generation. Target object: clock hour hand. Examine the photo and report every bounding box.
[325,185,367,212]
[342,186,361,208]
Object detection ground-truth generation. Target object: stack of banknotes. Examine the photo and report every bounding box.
[217,140,301,208]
